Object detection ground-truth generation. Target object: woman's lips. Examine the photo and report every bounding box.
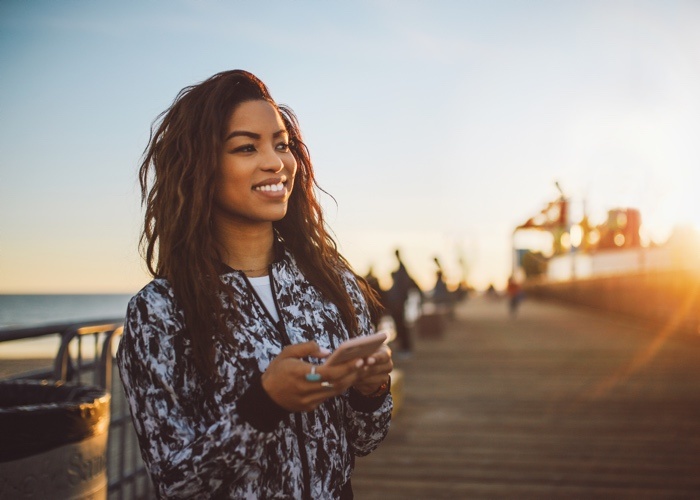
[253,181,285,193]
[252,176,290,197]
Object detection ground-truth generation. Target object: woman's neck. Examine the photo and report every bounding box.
[215,223,275,277]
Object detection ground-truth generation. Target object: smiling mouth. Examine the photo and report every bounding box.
[253,182,285,193]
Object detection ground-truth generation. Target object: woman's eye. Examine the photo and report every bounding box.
[231,144,255,153]
[276,142,290,152]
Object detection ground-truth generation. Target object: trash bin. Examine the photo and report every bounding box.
[0,380,111,500]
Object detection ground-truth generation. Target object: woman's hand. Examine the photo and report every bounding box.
[261,341,365,412]
[352,345,393,396]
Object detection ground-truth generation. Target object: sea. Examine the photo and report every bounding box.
[0,294,133,358]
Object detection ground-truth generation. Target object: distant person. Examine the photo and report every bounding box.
[431,269,454,318]
[507,276,524,318]
[365,266,387,326]
[431,257,454,316]
[386,249,421,355]
[454,280,470,303]
[117,70,392,499]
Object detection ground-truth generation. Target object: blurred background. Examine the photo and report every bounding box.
[2,0,699,297]
[2,3,700,498]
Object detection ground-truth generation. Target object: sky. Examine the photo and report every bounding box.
[1,0,699,294]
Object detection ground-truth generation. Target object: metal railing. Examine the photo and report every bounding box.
[0,320,155,499]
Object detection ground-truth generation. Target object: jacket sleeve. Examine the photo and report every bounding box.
[345,387,393,456]
[117,289,287,498]
[341,272,394,456]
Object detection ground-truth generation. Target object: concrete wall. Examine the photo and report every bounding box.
[525,269,700,335]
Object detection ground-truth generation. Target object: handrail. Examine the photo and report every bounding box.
[53,320,124,386]
[0,317,125,343]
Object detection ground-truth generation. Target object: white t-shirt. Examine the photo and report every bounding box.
[247,275,280,322]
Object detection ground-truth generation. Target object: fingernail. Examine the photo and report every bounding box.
[367,357,376,365]
[318,348,331,356]
[355,359,364,368]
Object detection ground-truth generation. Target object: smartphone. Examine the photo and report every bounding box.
[324,331,388,366]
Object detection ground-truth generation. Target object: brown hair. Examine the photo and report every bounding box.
[139,70,380,377]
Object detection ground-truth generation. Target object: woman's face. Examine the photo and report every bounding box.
[214,100,297,228]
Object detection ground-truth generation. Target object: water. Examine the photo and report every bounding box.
[0,294,133,358]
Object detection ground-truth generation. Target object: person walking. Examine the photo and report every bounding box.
[507,275,524,318]
[386,249,421,356]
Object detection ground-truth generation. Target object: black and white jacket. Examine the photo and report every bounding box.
[117,247,392,499]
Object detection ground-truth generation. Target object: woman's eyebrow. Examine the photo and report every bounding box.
[224,129,288,142]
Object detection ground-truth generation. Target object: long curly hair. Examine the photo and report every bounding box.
[139,70,380,377]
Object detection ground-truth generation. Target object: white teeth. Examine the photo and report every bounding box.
[255,182,284,192]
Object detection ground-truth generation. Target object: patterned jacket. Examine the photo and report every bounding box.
[117,248,392,499]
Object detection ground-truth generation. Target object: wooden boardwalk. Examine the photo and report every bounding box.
[353,296,700,499]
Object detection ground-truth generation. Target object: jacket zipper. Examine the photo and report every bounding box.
[241,269,313,500]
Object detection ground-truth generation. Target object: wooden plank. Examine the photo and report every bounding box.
[353,296,700,498]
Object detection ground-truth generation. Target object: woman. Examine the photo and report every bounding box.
[117,70,393,499]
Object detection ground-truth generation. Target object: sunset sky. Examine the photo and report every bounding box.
[1,0,699,293]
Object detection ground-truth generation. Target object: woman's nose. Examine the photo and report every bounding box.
[261,148,285,172]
